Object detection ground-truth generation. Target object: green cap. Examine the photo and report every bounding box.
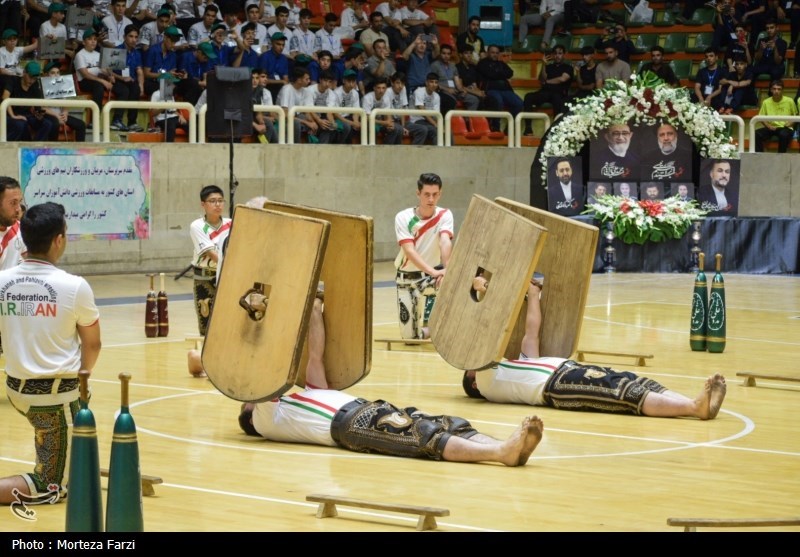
[343,69,358,79]
[157,8,172,18]
[2,29,19,40]
[197,41,218,59]
[164,26,182,39]
[157,72,180,82]
[48,3,68,14]
[210,22,227,34]
[44,61,60,73]
[83,27,98,39]
[25,61,42,77]
[270,32,287,42]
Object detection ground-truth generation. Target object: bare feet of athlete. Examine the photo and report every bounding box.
[695,374,727,419]
[517,416,544,466]
[187,349,207,378]
[497,416,545,467]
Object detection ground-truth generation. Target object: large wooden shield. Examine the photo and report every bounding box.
[203,207,330,402]
[494,198,598,359]
[263,201,373,390]
[428,195,548,370]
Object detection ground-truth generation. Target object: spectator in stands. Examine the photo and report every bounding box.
[594,22,636,63]
[102,0,132,47]
[735,0,767,50]
[219,0,242,36]
[188,2,219,46]
[289,8,315,59]
[2,61,55,141]
[330,69,362,143]
[0,28,38,92]
[385,71,411,139]
[234,3,268,48]
[374,0,410,53]
[230,24,260,70]
[518,0,566,52]
[74,28,117,114]
[406,72,440,145]
[692,48,725,111]
[0,0,24,39]
[362,76,404,144]
[476,44,524,127]
[790,0,800,46]
[109,24,145,132]
[309,49,334,83]
[456,15,485,62]
[403,33,439,95]
[724,24,753,70]
[177,39,216,106]
[258,32,290,101]
[277,65,319,142]
[711,0,739,52]
[40,3,73,61]
[360,11,389,58]
[719,57,757,113]
[522,44,573,134]
[340,45,366,92]
[572,45,597,100]
[127,0,158,27]
[594,43,631,89]
[251,67,278,143]
[640,45,680,87]
[149,72,187,141]
[143,24,181,97]
[751,19,787,80]
[138,7,180,51]
[337,0,369,41]
[206,21,231,63]
[279,0,300,29]
[754,79,798,152]
[401,0,439,41]
[41,61,86,141]
[305,68,338,143]
[456,42,491,109]
[268,5,295,47]
[364,38,395,92]
[430,43,479,115]
[315,12,343,60]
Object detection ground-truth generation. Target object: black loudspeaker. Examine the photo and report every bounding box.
[206,68,253,138]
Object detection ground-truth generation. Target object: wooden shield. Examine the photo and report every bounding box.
[428,195,548,370]
[203,207,330,402]
[494,198,599,359]
[263,201,373,390]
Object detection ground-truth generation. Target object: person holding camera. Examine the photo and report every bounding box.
[711,0,739,52]
[751,18,787,80]
[723,24,753,70]
[735,0,767,50]
[594,23,636,63]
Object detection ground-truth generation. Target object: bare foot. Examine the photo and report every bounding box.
[695,374,727,419]
[517,416,544,466]
[187,349,207,378]
[497,417,530,467]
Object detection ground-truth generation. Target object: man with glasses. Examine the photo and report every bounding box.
[189,185,231,335]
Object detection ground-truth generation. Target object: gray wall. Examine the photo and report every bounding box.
[1,144,795,275]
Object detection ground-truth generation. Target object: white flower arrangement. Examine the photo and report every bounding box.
[539,73,740,183]
[584,194,709,245]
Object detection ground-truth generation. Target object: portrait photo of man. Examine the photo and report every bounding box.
[613,181,638,200]
[546,156,584,216]
[639,122,693,182]
[670,182,694,201]
[697,159,740,216]
[587,181,611,204]
[589,122,639,181]
[641,182,664,201]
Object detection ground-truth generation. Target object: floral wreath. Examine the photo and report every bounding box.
[539,72,740,183]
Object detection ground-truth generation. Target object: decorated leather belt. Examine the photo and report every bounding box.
[397,271,424,280]
[6,376,80,395]
[330,398,370,445]
[193,266,217,279]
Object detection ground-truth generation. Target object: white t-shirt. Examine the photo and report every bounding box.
[361,90,390,114]
[289,27,316,56]
[74,48,102,81]
[0,221,26,271]
[39,21,68,41]
[314,28,342,57]
[277,83,312,108]
[394,206,454,272]
[475,357,568,406]
[102,15,133,45]
[385,86,409,110]
[328,85,359,117]
[189,216,232,269]
[409,88,439,122]
[0,259,100,379]
[0,46,24,77]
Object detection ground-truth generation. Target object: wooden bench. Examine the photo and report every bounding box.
[574,349,654,367]
[100,468,163,497]
[667,517,800,532]
[374,338,433,351]
[306,494,449,531]
[736,372,800,388]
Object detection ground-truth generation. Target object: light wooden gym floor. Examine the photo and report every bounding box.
[1,264,799,532]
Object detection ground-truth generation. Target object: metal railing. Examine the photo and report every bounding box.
[720,114,745,153]
[0,98,101,142]
[445,110,516,147]
[515,112,552,147]
[287,106,368,145]
[368,108,444,146]
[103,100,197,143]
[197,104,287,144]
[747,115,800,153]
